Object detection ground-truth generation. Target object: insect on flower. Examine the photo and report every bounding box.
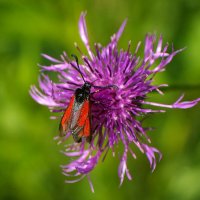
[30,12,200,192]
[59,54,117,143]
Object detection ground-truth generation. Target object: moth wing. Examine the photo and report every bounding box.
[77,99,90,127]
[59,95,75,137]
[84,117,92,143]
[71,100,91,142]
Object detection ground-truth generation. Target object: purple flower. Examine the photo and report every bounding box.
[30,12,200,191]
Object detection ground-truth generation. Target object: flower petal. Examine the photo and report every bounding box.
[116,18,127,41]
[78,12,94,59]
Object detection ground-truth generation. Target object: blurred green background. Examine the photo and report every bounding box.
[1,0,200,199]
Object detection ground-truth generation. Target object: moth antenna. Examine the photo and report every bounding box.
[71,54,86,83]
[91,79,118,89]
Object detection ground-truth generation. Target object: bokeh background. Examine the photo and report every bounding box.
[1,0,200,199]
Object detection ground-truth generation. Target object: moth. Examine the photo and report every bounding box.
[59,55,117,143]
[59,55,92,143]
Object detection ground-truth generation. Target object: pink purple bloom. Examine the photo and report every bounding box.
[30,12,200,191]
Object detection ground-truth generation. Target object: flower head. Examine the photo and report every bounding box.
[30,12,200,191]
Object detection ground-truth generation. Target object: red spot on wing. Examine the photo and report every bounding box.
[59,95,75,136]
[83,117,90,137]
[76,117,90,142]
[76,100,91,140]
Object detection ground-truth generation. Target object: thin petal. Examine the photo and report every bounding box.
[143,96,200,109]
[78,12,94,59]
[116,19,127,41]
[87,175,95,193]
[41,54,62,63]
